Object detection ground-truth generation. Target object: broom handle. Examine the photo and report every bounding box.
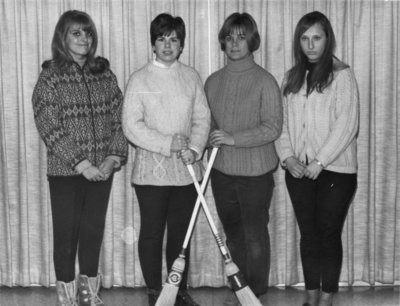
[186,162,230,259]
[181,147,219,249]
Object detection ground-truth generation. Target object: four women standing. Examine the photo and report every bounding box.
[32,8,358,306]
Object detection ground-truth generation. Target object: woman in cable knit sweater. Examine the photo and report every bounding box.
[275,11,359,306]
[205,13,282,305]
[122,13,210,306]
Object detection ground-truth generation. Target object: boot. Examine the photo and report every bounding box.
[77,274,106,306]
[56,280,78,306]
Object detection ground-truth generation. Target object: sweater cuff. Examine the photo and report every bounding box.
[75,159,92,174]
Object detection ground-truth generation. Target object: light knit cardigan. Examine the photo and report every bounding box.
[122,60,210,186]
[204,54,283,176]
[275,67,359,174]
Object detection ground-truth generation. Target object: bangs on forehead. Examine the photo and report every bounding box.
[69,14,94,32]
[229,25,246,35]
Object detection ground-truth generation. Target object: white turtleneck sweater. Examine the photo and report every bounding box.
[122,60,210,185]
[205,55,283,176]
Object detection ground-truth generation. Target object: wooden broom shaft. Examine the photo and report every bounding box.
[182,147,219,248]
[186,161,230,258]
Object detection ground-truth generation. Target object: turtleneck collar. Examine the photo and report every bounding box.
[226,54,255,73]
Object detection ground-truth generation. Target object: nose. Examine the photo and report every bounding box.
[232,36,239,46]
[308,39,314,50]
[165,39,171,48]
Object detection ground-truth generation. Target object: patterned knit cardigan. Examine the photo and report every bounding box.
[32,62,128,176]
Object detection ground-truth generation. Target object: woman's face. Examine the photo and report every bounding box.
[153,30,182,66]
[65,23,93,63]
[223,28,250,61]
[300,23,327,63]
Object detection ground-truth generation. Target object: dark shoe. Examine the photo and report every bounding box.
[302,304,311,306]
[175,290,200,306]
[147,289,160,306]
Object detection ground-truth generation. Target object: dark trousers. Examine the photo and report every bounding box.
[48,175,113,282]
[285,170,357,293]
[134,184,197,291]
[210,169,274,295]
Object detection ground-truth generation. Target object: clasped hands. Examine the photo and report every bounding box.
[171,134,197,165]
[82,158,116,182]
[285,156,323,180]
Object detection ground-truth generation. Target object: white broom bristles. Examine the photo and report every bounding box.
[155,256,186,306]
[225,260,262,306]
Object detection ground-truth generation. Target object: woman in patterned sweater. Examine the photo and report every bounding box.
[275,11,359,306]
[32,10,127,306]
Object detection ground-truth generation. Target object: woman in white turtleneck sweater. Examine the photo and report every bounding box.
[122,13,210,306]
[205,12,282,305]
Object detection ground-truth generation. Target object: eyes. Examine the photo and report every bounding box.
[156,36,180,44]
[301,35,323,42]
[225,34,246,42]
[70,30,93,38]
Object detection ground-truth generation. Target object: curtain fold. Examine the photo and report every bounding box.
[0,0,398,288]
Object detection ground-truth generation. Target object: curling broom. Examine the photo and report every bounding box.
[186,163,262,306]
[155,147,219,306]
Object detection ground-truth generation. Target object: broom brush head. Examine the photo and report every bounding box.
[155,255,186,306]
[225,259,262,306]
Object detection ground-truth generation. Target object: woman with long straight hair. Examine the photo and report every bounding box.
[32,10,128,306]
[275,11,359,306]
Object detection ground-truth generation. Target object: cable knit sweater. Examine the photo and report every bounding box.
[32,62,128,176]
[275,66,359,173]
[122,60,210,186]
[204,55,283,176]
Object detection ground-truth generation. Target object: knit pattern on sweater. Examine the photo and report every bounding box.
[123,61,210,186]
[275,67,359,173]
[205,55,283,176]
[32,62,128,176]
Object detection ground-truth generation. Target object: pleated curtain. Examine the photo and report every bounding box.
[0,0,398,288]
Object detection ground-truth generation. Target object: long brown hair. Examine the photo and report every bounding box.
[283,11,342,96]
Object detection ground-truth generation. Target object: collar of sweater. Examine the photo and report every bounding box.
[226,54,256,73]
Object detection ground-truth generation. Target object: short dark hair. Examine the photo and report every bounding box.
[43,10,108,73]
[218,13,260,52]
[150,13,186,48]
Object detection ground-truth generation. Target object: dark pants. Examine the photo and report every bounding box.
[285,170,357,293]
[48,175,113,282]
[134,184,197,291]
[210,169,274,295]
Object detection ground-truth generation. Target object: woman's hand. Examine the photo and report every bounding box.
[285,156,306,178]
[171,134,189,153]
[180,149,197,165]
[209,130,234,147]
[99,158,116,180]
[82,166,106,181]
[303,160,323,180]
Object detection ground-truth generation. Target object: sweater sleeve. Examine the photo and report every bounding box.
[275,92,295,163]
[32,69,89,169]
[189,72,211,160]
[233,74,283,148]
[122,73,173,157]
[316,68,359,167]
[107,71,128,163]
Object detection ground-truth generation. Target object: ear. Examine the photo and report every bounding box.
[152,45,156,53]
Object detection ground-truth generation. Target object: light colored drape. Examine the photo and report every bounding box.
[0,0,398,288]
